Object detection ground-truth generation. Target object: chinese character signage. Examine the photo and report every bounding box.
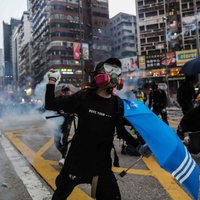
[138,56,146,69]
[82,43,89,60]
[146,54,164,68]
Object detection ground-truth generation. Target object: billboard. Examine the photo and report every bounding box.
[82,43,89,60]
[146,54,164,68]
[161,52,176,66]
[73,42,81,60]
[138,55,146,69]
[176,49,197,66]
[120,57,138,72]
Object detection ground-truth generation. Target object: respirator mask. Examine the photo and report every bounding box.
[95,63,124,91]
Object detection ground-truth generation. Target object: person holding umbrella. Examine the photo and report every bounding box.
[45,57,146,200]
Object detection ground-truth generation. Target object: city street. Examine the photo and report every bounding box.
[0,107,199,200]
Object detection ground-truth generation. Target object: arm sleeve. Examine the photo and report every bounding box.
[45,84,81,113]
[116,117,140,147]
[115,98,140,147]
[162,90,168,107]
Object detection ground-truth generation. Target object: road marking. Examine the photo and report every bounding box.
[113,167,152,176]
[5,129,191,200]
[5,131,92,200]
[36,139,54,157]
[143,156,191,200]
[1,135,52,200]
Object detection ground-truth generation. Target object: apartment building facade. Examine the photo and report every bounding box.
[17,12,32,89]
[3,18,21,86]
[110,12,137,59]
[29,0,111,87]
[0,49,4,92]
[136,0,200,93]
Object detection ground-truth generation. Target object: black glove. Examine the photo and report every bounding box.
[137,144,152,157]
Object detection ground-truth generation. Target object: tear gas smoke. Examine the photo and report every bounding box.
[0,72,64,139]
[117,70,144,100]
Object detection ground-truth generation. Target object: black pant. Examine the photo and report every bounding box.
[52,170,121,200]
[152,106,168,125]
[181,102,194,115]
[58,117,74,158]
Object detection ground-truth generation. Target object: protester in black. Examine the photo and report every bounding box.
[45,58,141,200]
[148,83,168,124]
[54,85,76,166]
[177,75,197,115]
[177,105,200,154]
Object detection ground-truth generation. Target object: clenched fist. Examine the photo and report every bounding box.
[47,69,61,83]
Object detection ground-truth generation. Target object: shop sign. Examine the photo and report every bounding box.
[146,54,165,68]
[82,43,89,60]
[161,52,176,66]
[138,55,146,69]
[176,49,197,66]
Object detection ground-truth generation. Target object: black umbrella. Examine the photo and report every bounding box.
[180,57,200,75]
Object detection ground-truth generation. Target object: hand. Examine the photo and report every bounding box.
[137,144,152,158]
[183,136,190,145]
[47,69,61,83]
[161,108,166,113]
[183,132,191,145]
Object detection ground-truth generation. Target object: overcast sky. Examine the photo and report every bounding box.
[0,0,136,48]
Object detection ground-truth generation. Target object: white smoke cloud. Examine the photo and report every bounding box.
[0,72,64,139]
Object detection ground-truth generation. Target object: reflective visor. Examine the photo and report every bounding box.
[103,63,122,76]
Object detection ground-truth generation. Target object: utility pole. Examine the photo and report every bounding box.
[163,0,171,105]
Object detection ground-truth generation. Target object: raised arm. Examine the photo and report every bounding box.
[45,69,80,113]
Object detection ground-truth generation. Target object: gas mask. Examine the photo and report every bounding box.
[95,63,124,91]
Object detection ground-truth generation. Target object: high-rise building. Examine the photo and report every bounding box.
[110,12,137,59]
[17,11,32,88]
[29,0,111,87]
[136,0,200,55]
[0,48,4,92]
[3,18,21,86]
[136,0,200,94]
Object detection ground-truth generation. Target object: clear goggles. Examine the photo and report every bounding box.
[103,63,122,76]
